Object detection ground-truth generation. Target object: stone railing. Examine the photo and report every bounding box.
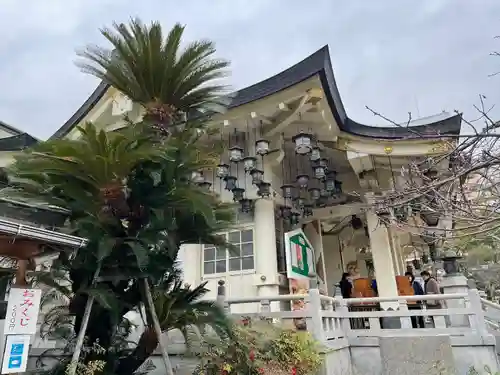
[215,281,489,342]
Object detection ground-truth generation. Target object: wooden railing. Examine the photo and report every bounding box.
[215,281,489,342]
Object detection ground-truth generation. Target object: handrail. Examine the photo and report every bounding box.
[481,298,500,310]
[486,317,500,330]
[218,292,468,306]
[346,293,467,305]
[225,294,308,304]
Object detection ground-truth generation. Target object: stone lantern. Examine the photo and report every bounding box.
[440,250,463,276]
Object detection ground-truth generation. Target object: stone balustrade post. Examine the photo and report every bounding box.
[335,295,351,336]
[217,280,229,313]
[468,288,488,335]
[306,288,325,342]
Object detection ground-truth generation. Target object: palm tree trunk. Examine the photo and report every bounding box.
[142,277,175,375]
[67,265,101,375]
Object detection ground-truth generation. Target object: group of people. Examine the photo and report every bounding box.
[406,270,441,328]
[338,268,442,329]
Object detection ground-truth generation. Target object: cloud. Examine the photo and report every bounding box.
[0,0,499,138]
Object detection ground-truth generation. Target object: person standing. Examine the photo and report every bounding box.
[405,271,425,328]
[339,272,352,299]
[420,270,442,326]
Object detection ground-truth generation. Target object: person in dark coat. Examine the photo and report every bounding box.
[421,270,442,327]
[339,272,352,299]
[405,271,425,328]
[421,270,441,308]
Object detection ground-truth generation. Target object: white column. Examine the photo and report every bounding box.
[365,202,399,310]
[179,244,202,287]
[388,228,401,275]
[254,198,279,302]
[304,220,327,294]
[396,235,406,274]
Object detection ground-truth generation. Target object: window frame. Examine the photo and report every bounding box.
[202,227,255,277]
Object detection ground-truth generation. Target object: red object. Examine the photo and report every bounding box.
[291,367,297,375]
[258,368,265,374]
[249,350,255,361]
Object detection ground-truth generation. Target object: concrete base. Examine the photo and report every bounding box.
[379,336,456,375]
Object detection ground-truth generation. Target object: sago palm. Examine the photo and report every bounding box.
[34,267,231,375]
[6,122,170,219]
[3,18,236,375]
[77,18,230,130]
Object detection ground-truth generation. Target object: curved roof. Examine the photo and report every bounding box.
[0,121,38,151]
[51,45,461,140]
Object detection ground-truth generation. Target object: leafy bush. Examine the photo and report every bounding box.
[193,320,323,375]
[468,366,500,375]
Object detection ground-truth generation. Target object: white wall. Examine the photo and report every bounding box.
[178,225,263,314]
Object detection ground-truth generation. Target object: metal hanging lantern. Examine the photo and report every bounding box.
[229,146,244,162]
[420,209,440,227]
[302,204,314,217]
[216,164,230,179]
[295,197,305,208]
[280,205,292,219]
[290,211,301,226]
[375,200,390,221]
[250,169,264,185]
[256,181,271,198]
[424,168,438,180]
[313,165,326,180]
[255,139,270,155]
[242,156,257,173]
[310,146,321,162]
[410,199,421,214]
[308,187,321,200]
[197,181,212,191]
[224,176,238,191]
[280,184,295,199]
[232,187,245,202]
[240,198,252,213]
[324,171,337,192]
[292,132,313,155]
[393,206,408,222]
[296,174,310,188]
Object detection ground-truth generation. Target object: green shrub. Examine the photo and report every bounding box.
[193,319,323,375]
[468,366,500,375]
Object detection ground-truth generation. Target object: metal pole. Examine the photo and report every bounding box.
[67,264,101,375]
[142,277,175,375]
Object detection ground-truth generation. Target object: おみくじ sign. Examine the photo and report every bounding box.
[3,288,42,335]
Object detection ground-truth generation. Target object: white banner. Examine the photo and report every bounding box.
[1,335,31,373]
[3,288,42,335]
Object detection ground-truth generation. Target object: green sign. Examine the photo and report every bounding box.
[284,229,315,279]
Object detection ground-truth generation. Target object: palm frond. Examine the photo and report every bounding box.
[77,18,230,114]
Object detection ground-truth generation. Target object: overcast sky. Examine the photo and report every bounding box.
[1,0,499,139]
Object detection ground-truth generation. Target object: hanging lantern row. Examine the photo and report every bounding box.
[255,139,271,155]
[228,138,271,165]
[277,203,313,227]
[292,132,313,155]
